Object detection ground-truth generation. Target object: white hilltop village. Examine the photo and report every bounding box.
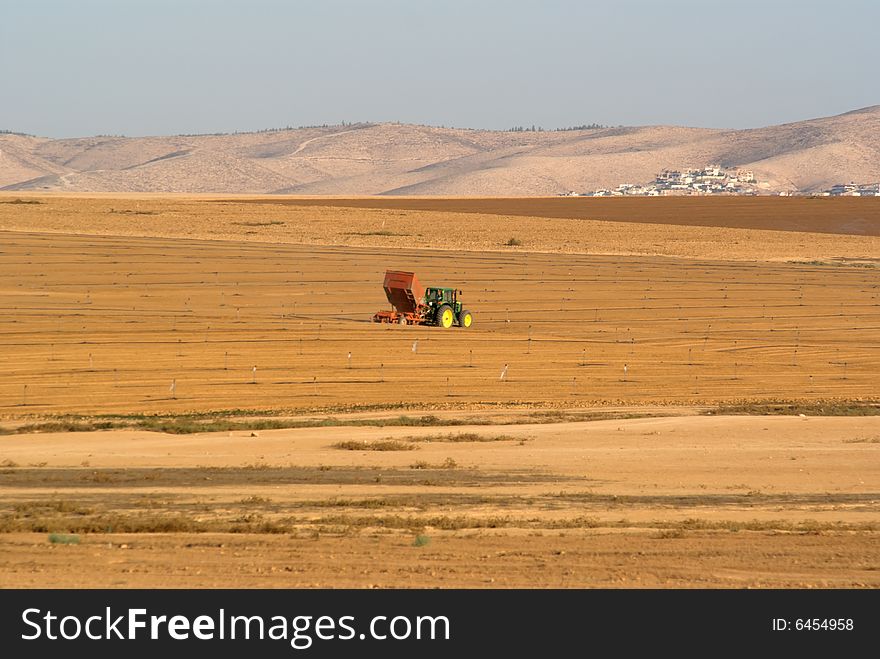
[563,165,880,197]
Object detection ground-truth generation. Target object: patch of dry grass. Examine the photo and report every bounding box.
[842,436,880,443]
[332,440,418,451]
[405,432,521,443]
[712,401,880,416]
[410,458,459,470]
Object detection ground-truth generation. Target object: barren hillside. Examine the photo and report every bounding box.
[2,106,878,194]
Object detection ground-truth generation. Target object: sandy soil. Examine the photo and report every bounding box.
[3,532,877,588]
[2,414,878,588]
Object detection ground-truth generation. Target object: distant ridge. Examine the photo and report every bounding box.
[1,107,878,195]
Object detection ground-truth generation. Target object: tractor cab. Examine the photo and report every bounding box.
[425,287,458,307]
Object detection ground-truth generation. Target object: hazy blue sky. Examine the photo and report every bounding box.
[2,0,877,137]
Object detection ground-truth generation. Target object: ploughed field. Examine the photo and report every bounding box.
[0,194,878,588]
[249,196,880,236]
[0,230,878,414]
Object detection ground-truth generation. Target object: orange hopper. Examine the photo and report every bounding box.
[372,270,426,324]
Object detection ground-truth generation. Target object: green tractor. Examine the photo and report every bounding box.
[424,286,473,328]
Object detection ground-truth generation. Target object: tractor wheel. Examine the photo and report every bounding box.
[398,316,407,326]
[437,304,455,328]
[458,309,473,328]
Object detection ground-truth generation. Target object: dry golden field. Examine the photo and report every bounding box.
[0,228,878,414]
[0,194,878,588]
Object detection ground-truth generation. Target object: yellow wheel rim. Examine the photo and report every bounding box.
[441,309,454,328]
[463,313,472,328]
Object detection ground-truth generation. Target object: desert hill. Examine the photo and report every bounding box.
[1,106,878,194]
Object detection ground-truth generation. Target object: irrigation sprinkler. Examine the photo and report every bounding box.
[527,337,531,354]
[571,376,577,396]
[204,325,210,343]
[623,364,628,382]
[468,349,473,368]
[380,363,384,383]
[499,364,508,382]
[252,365,257,384]
[224,351,228,370]
[88,353,93,370]
[170,379,176,399]
[22,384,27,406]
[447,376,451,397]
[312,376,318,396]
[347,352,352,369]
[412,340,419,354]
